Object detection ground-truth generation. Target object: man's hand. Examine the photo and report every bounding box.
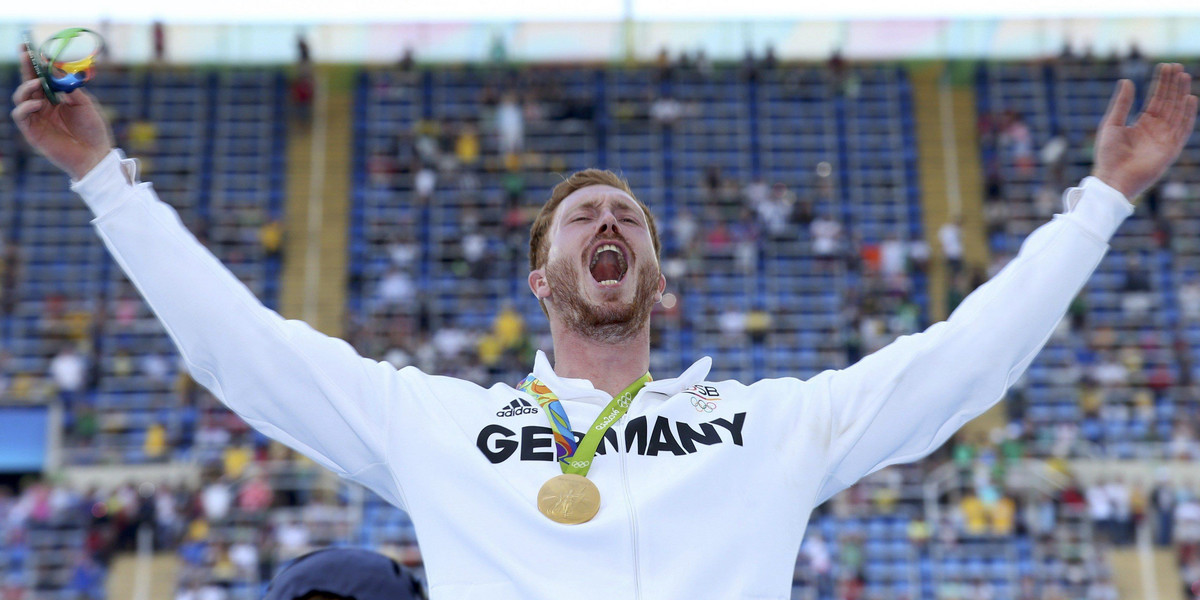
[1093,63,1198,200]
[10,47,114,181]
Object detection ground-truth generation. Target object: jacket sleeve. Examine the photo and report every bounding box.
[813,176,1134,505]
[74,150,403,502]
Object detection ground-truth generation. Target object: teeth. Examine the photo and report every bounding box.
[590,244,626,269]
[599,280,619,286]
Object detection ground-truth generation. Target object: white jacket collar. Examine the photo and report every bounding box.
[529,350,712,405]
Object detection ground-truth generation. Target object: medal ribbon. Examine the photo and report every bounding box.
[516,373,651,477]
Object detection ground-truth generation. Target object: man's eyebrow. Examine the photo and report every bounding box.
[571,197,639,213]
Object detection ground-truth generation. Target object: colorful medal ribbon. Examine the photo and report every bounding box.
[517,373,651,476]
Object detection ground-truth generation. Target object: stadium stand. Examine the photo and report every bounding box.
[976,58,1200,460]
[1,65,288,598]
[3,54,1195,599]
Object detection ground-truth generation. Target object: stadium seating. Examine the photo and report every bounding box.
[3,58,1163,598]
[976,59,1200,459]
[349,62,925,386]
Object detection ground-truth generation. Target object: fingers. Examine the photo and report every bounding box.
[18,44,36,81]
[1145,63,1170,117]
[1102,79,1134,129]
[1170,68,1193,123]
[11,98,46,126]
[11,78,44,106]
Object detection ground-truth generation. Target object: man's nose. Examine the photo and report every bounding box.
[597,211,620,234]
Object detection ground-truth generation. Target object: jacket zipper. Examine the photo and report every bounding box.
[618,415,642,599]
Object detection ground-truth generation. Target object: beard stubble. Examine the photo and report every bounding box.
[544,248,660,344]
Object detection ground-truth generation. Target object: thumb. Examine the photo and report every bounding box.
[1101,79,1134,129]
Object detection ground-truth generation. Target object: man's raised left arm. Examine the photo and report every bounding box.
[811,64,1197,504]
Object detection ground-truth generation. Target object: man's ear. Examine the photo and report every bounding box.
[529,269,551,300]
[654,273,666,303]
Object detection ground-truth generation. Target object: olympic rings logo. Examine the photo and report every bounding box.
[569,460,590,469]
[690,397,716,413]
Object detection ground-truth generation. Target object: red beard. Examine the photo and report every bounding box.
[544,251,659,344]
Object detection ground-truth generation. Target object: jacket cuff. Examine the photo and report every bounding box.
[69,149,140,218]
[1060,176,1135,241]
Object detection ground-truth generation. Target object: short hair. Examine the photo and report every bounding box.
[528,169,662,274]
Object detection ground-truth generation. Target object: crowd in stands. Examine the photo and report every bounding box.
[975,52,1200,463]
[5,48,1200,597]
[350,53,934,387]
[0,444,362,600]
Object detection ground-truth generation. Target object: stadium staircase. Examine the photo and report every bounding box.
[281,66,354,337]
[106,552,178,600]
[1108,544,1185,600]
[908,63,999,437]
[1153,547,1188,600]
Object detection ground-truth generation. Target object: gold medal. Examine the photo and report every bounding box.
[537,474,601,524]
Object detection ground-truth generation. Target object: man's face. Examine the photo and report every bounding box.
[531,185,665,343]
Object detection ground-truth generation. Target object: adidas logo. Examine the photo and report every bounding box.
[497,398,539,418]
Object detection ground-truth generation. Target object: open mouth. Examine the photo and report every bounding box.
[588,243,629,286]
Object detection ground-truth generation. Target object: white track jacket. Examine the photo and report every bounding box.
[74,150,1133,600]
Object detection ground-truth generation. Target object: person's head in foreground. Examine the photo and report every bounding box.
[527,169,664,344]
[262,547,424,600]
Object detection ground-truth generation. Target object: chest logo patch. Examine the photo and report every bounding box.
[684,384,721,413]
[497,397,539,418]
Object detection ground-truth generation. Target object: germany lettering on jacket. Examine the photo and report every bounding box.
[476,412,746,464]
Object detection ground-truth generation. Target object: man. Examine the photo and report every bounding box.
[12,53,1197,598]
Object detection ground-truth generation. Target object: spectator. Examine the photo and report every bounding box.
[939,218,964,276]
[415,165,436,203]
[1041,128,1069,187]
[275,519,310,561]
[260,220,284,261]
[755,183,796,240]
[1086,481,1113,542]
[144,423,167,461]
[126,120,159,156]
[650,96,684,126]
[375,269,415,311]
[800,534,833,598]
[908,234,930,274]
[1091,351,1128,387]
[1119,43,1151,83]
[810,212,841,266]
[496,92,524,155]
[717,305,747,344]
[461,231,488,280]
[1000,111,1035,175]
[745,306,771,345]
[200,477,232,522]
[879,234,908,279]
[228,536,258,582]
[1106,478,1132,545]
[238,474,273,512]
[153,21,166,62]
[49,345,87,409]
[454,123,480,168]
[1121,254,1154,315]
[387,231,419,270]
[141,352,171,385]
[492,305,525,352]
[67,553,104,600]
[1153,476,1177,546]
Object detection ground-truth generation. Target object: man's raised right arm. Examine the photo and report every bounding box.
[11,54,401,495]
[73,152,398,480]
